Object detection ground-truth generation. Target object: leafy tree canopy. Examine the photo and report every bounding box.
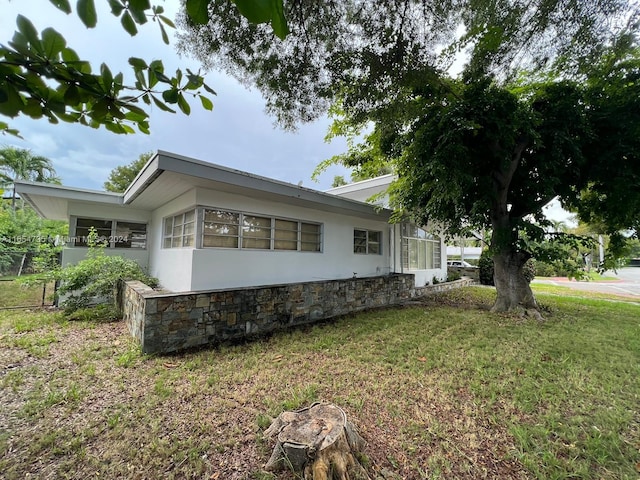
[177,0,640,315]
[0,0,287,137]
[103,151,152,192]
[177,0,638,128]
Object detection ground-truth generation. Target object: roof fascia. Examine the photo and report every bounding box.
[14,180,123,205]
[124,150,392,219]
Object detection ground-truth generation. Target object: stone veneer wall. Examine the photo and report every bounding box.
[120,275,474,354]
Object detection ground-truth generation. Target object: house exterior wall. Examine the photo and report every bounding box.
[149,187,392,292]
[147,190,197,291]
[61,201,151,269]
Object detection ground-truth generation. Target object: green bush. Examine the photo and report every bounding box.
[535,261,557,277]
[479,249,535,285]
[523,258,536,283]
[56,228,158,313]
[447,270,462,281]
[478,249,494,285]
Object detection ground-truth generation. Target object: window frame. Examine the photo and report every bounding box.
[353,228,383,255]
[72,216,148,249]
[401,223,441,270]
[164,207,323,253]
[163,209,196,249]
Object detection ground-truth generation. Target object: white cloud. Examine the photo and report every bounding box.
[1,0,349,192]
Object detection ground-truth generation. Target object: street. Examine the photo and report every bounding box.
[533,267,640,297]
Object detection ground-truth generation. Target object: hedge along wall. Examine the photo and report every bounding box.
[120,274,474,354]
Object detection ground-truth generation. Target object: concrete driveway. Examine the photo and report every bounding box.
[533,267,640,298]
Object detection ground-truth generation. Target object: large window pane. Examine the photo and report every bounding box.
[115,221,147,249]
[354,229,381,254]
[402,223,441,270]
[203,235,238,248]
[75,218,112,246]
[163,210,196,249]
[354,229,367,253]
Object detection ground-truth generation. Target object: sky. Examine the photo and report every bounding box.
[0,0,351,192]
[1,0,573,224]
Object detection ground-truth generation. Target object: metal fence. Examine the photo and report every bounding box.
[0,250,60,309]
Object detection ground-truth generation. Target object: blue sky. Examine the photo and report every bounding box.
[1,0,572,223]
[1,0,351,191]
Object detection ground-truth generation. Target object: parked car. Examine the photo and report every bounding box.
[447,260,476,268]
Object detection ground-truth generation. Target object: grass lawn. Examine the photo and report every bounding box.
[0,286,638,479]
[0,276,55,308]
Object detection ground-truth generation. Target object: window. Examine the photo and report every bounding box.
[165,207,322,252]
[74,217,147,249]
[401,224,441,269]
[242,215,272,249]
[354,229,382,255]
[163,210,195,248]
[300,223,321,252]
[202,209,239,248]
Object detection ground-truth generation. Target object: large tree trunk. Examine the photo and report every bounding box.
[491,251,540,318]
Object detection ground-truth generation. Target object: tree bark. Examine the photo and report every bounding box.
[491,250,541,319]
[263,402,371,480]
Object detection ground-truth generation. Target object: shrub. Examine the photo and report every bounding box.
[478,249,494,285]
[447,270,462,282]
[535,261,557,277]
[523,258,536,283]
[478,249,535,285]
[56,228,158,313]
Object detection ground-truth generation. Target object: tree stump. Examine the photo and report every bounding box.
[263,402,371,480]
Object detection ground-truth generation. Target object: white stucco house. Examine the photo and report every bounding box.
[15,151,446,293]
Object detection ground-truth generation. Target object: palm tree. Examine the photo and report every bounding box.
[0,147,60,211]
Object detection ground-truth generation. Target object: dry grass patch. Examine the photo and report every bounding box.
[1,286,638,480]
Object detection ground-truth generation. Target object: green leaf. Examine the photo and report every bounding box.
[90,99,109,119]
[202,83,217,96]
[185,0,210,25]
[61,47,80,63]
[177,93,191,115]
[49,0,72,14]
[199,95,214,111]
[159,15,176,28]
[270,0,289,39]
[151,95,176,113]
[137,122,150,134]
[233,0,272,24]
[16,15,41,48]
[121,11,138,36]
[128,0,150,25]
[128,57,148,70]
[101,63,114,90]
[77,0,98,28]
[105,122,126,134]
[124,107,147,122]
[159,22,169,45]
[0,84,24,117]
[129,0,151,11]
[63,84,81,104]
[23,98,45,118]
[153,69,172,84]
[41,28,67,57]
[162,88,179,104]
[107,0,125,16]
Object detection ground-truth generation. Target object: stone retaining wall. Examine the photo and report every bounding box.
[120,275,474,354]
